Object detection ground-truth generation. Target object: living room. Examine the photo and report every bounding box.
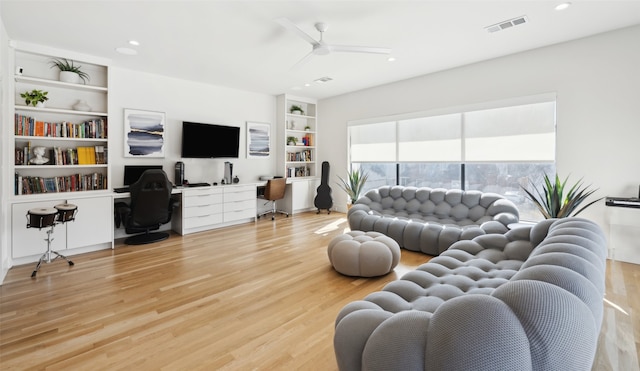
[1,1,639,369]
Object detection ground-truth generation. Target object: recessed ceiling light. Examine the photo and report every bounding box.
[129,40,140,46]
[387,57,396,62]
[115,47,137,55]
[555,2,571,10]
[304,83,311,87]
[291,86,302,91]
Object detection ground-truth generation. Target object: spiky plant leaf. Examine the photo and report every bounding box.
[521,173,603,219]
[337,169,369,204]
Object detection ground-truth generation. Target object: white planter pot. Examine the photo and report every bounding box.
[35,101,45,108]
[59,71,81,84]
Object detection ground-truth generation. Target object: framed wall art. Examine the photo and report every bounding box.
[246,121,270,158]
[124,108,166,158]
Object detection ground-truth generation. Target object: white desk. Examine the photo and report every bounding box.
[605,203,640,265]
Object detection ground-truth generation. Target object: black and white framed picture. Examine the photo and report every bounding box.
[246,121,270,158]
[124,109,166,158]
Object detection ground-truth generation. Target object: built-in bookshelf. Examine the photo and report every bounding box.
[12,48,109,196]
[276,94,317,179]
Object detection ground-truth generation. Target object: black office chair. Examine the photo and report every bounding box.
[257,177,289,220]
[115,169,178,245]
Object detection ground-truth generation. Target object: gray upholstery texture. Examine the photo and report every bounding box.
[347,186,520,255]
[334,218,607,371]
[328,231,401,277]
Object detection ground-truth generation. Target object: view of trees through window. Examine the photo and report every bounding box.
[348,97,556,222]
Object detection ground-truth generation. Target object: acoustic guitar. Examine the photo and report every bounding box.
[314,161,333,214]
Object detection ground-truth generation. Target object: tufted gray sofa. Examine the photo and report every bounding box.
[347,186,520,255]
[334,217,607,371]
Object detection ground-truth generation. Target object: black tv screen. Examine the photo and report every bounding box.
[181,121,240,158]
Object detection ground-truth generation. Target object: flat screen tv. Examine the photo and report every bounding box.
[181,121,240,158]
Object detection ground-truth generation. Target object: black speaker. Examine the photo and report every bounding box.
[175,161,184,185]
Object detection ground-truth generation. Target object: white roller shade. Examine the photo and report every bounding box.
[398,114,462,162]
[464,101,556,162]
[349,121,396,162]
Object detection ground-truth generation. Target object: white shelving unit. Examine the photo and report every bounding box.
[12,48,109,196]
[276,94,317,179]
[7,44,114,262]
[276,94,321,214]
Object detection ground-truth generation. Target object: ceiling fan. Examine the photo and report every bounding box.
[276,18,392,69]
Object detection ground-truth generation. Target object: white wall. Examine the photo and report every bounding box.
[109,67,276,186]
[0,16,10,283]
[319,25,640,254]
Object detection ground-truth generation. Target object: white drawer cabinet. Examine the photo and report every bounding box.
[180,187,223,234]
[173,185,257,235]
[223,185,257,223]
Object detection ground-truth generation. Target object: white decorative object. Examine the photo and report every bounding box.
[72,100,91,112]
[59,71,81,84]
[30,146,49,164]
[35,101,45,108]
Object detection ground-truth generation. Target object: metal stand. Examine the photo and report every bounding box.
[31,225,74,278]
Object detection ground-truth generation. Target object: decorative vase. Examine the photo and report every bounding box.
[72,100,91,112]
[59,71,81,84]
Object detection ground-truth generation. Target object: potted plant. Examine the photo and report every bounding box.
[304,125,311,131]
[287,136,297,146]
[20,89,48,107]
[49,58,90,84]
[521,173,603,218]
[337,168,369,206]
[289,104,304,115]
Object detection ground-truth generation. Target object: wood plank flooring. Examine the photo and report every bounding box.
[0,212,638,370]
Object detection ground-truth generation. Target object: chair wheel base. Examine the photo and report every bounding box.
[125,232,170,245]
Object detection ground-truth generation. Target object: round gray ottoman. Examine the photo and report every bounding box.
[328,231,401,277]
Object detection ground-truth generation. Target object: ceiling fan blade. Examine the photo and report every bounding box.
[329,45,392,55]
[275,17,319,46]
[290,51,316,71]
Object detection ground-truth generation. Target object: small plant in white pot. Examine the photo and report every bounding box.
[289,104,304,115]
[49,58,90,84]
[20,89,49,107]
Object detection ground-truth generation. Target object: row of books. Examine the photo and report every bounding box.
[15,173,108,195]
[15,113,108,139]
[287,166,311,178]
[286,149,312,162]
[15,144,107,166]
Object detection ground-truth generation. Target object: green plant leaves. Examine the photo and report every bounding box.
[20,89,48,106]
[337,169,369,204]
[521,173,603,218]
[49,58,90,84]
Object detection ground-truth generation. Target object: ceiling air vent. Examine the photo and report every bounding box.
[485,16,528,33]
[314,76,333,83]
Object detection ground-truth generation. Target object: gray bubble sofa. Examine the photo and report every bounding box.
[347,186,520,255]
[334,217,607,371]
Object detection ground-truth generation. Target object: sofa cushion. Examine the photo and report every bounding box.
[334,218,607,371]
[348,186,519,255]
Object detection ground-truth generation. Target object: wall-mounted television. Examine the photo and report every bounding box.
[181,121,240,158]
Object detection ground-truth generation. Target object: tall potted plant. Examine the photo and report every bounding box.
[49,58,90,84]
[521,173,603,218]
[337,168,369,207]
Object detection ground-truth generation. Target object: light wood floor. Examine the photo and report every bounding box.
[0,212,638,370]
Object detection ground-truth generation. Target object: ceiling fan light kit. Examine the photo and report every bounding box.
[276,18,391,69]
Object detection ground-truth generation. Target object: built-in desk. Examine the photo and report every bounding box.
[605,197,640,265]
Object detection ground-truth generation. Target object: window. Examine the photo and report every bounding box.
[349,95,556,221]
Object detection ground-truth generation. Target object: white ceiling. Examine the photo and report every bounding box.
[2,1,640,100]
